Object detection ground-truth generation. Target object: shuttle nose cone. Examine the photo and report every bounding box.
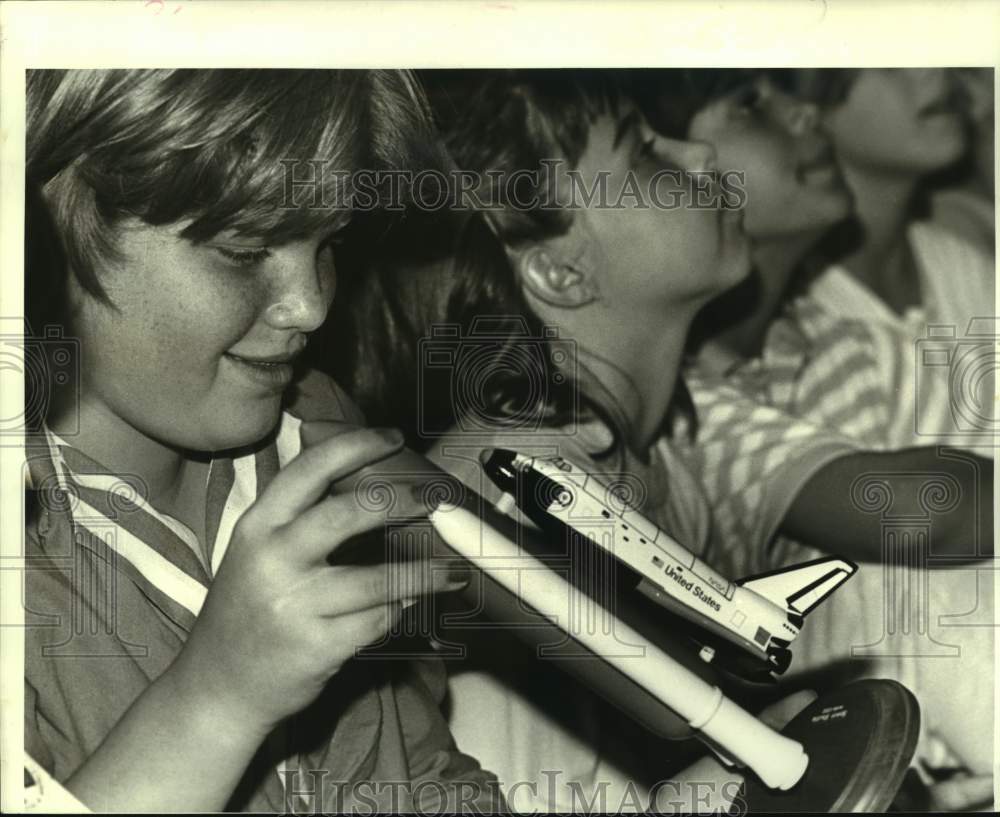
[479,448,519,493]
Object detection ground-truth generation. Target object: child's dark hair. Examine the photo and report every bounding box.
[631,69,791,139]
[336,70,634,452]
[790,68,861,109]
[630,68,855,141]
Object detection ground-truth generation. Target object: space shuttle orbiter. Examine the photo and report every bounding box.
[479,448,858,678]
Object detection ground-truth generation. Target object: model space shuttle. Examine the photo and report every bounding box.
[480,448,858,679]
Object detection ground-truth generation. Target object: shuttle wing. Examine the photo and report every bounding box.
[736,557,857,616]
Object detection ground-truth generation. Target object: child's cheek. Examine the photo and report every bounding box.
[189,277,267,346]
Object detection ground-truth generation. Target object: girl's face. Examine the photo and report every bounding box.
[823,68,966,175]
[688,75,852,240]
[69,220,337,452]
[565,104,751,314]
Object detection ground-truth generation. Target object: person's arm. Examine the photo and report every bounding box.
[62,428,467,812]
[783,448,993,562]
[63,665,270,812]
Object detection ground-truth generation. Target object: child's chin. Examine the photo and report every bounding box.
[208,408,283,453]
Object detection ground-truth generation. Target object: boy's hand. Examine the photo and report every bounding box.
[168,425,467,734]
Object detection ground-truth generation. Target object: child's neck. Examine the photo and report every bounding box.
[551,302,696,455]
[836,161,922,314]
[48,395,211,554]
[702,234,819,367]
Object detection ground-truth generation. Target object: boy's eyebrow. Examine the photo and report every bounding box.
[613,110,641,148]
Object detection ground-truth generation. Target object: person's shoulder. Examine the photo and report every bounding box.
[788,295,880,350]
[685,358,860,449]
[285,368,365,425]
[911,217,994,271]
[684,364,776,421]
[927,188,995,255]
[805,263,889,323]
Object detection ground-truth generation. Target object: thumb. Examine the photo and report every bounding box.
[299,419,364,449]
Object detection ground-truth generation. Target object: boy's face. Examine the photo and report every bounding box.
[823,68,966,176]
[562,105,750,316]
[688,75,853,241]
[68,219,337,452]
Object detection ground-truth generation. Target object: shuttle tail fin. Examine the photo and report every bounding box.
[736,557,857,616]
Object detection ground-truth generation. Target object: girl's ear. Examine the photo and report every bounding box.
[515,245,599,309]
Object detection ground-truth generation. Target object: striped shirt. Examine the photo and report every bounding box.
[808,219,997,451]
[680,286,994,770]
[676,361,860,577]
[23,373,500,812]
[809,220,994,335]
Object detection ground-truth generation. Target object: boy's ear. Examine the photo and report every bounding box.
[515,245,598,309]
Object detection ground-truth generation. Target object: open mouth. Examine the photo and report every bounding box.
[796,156,839,185]
[794,140,841,186]
[799,163,839,185]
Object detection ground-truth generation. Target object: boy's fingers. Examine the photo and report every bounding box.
[299,420,364,448]
[284,489,427,561]
[320,602,404,657]
[317,562,469,617]
[253,427,405,525]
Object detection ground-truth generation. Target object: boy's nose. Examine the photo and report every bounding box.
[265,260,334,333]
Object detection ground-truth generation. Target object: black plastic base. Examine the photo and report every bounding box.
[742,679,920,813]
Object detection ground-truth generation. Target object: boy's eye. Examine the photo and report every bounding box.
[215,246,273,267]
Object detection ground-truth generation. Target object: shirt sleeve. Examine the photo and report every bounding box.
[779,299,893,447]
[393,657,507,813]
[22,532,87,784]
[680,373,860,577]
